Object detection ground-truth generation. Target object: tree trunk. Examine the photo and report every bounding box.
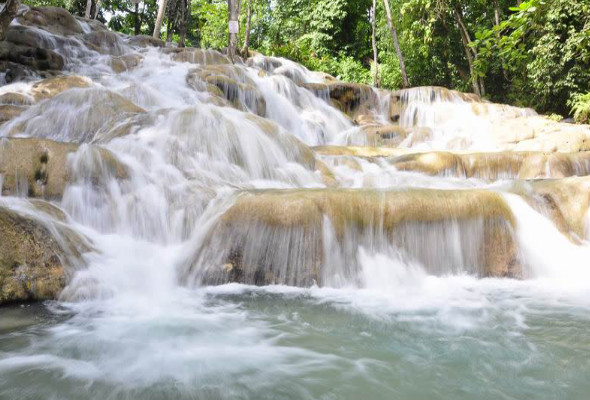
[92,0,101,19]
[453,7,481,96]
[382,0,409,88]
[178,0,189,47]
[134,1,140,35]
[240,0,252,57]
[227,0,240,63]
[153,0,168,39]
[84,0,92,18]
[0,0,20,41]
[371,0,379,87]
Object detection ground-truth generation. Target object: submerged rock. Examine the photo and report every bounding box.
[4,87,145,143]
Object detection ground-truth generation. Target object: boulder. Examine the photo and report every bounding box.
[110,53,143,73]
[6,87,145,143]
[186,66,266,116]
[0,92,34,106]
[83,30,129,56]
[0,138,128,199]
[301,82,377,117]
[0,41,64,72]
[0,200,90,304]
[126,35,165,48]
[17,6,84,36]
[0,105,27,126]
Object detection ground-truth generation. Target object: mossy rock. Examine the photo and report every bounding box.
[0,201,90,304]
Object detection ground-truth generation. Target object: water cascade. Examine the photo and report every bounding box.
[1,6,590,400]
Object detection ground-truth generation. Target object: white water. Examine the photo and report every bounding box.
[1,13,590,400]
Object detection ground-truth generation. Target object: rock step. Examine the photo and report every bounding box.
[187,178,590,287]
[314,146,590,180]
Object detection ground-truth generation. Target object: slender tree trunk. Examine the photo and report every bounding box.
[0,0,20,41]
[178,0,188,47]
[382,0,409,88]
[453,6,484,96]
[153,0,168,39]
[371,0,379,87]
[227,0,240,62]
[453,7,481,96]
[134,1,140,35]
[240,0,252,56]
[166,18,172,43]
[84,0,92,18]
[92,0,101,19]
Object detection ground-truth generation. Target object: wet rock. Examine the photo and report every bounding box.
[358,124,411,147]
[187,66,266,117]
[30,75,91,101]
[0,138,128,199]
[83,30,129,56]
[515,176,590,240]
[302,82,377,117]
[0,105,27,126]
[0,201,89,304]
[189,189,519,286]
[168,48,231,65]
[17,6,84,36]
[6,87,145,143]
[110,53,143,73]
[390,151,590,180]
[0,41,64,73]
[313,146,406,158]
[0,92,34,106]
[126,35,165,48]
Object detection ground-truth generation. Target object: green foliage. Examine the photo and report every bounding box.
[21,0,590,115]
[474,0,590,114]
[569,93,590,124]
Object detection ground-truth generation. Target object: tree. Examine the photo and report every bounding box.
[371,0,379,87]
[382,0,409,87]
[153,0,168,38]
[227,0,240,62]
[241,0,252,56]
[0,0,21,41]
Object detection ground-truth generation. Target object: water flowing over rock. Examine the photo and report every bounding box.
[0,198,90,303]
[1,6,590,306]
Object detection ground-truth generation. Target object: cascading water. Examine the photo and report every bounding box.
[1,7,590,400]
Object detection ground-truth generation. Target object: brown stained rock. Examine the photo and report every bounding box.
[0,41,64,72]
[31,75,91,101]
[189,188,520,287]
[83,30,129,56]
[0,105,28,126]
[186,66,266,117]
[110,53,143,74]
[168,48,231,65]
[0,202,90,304]
[301,82,378,118]
[0,92,34,106]
[17,6,84,36]
[0,138,128,199]
[126,35,165,48]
